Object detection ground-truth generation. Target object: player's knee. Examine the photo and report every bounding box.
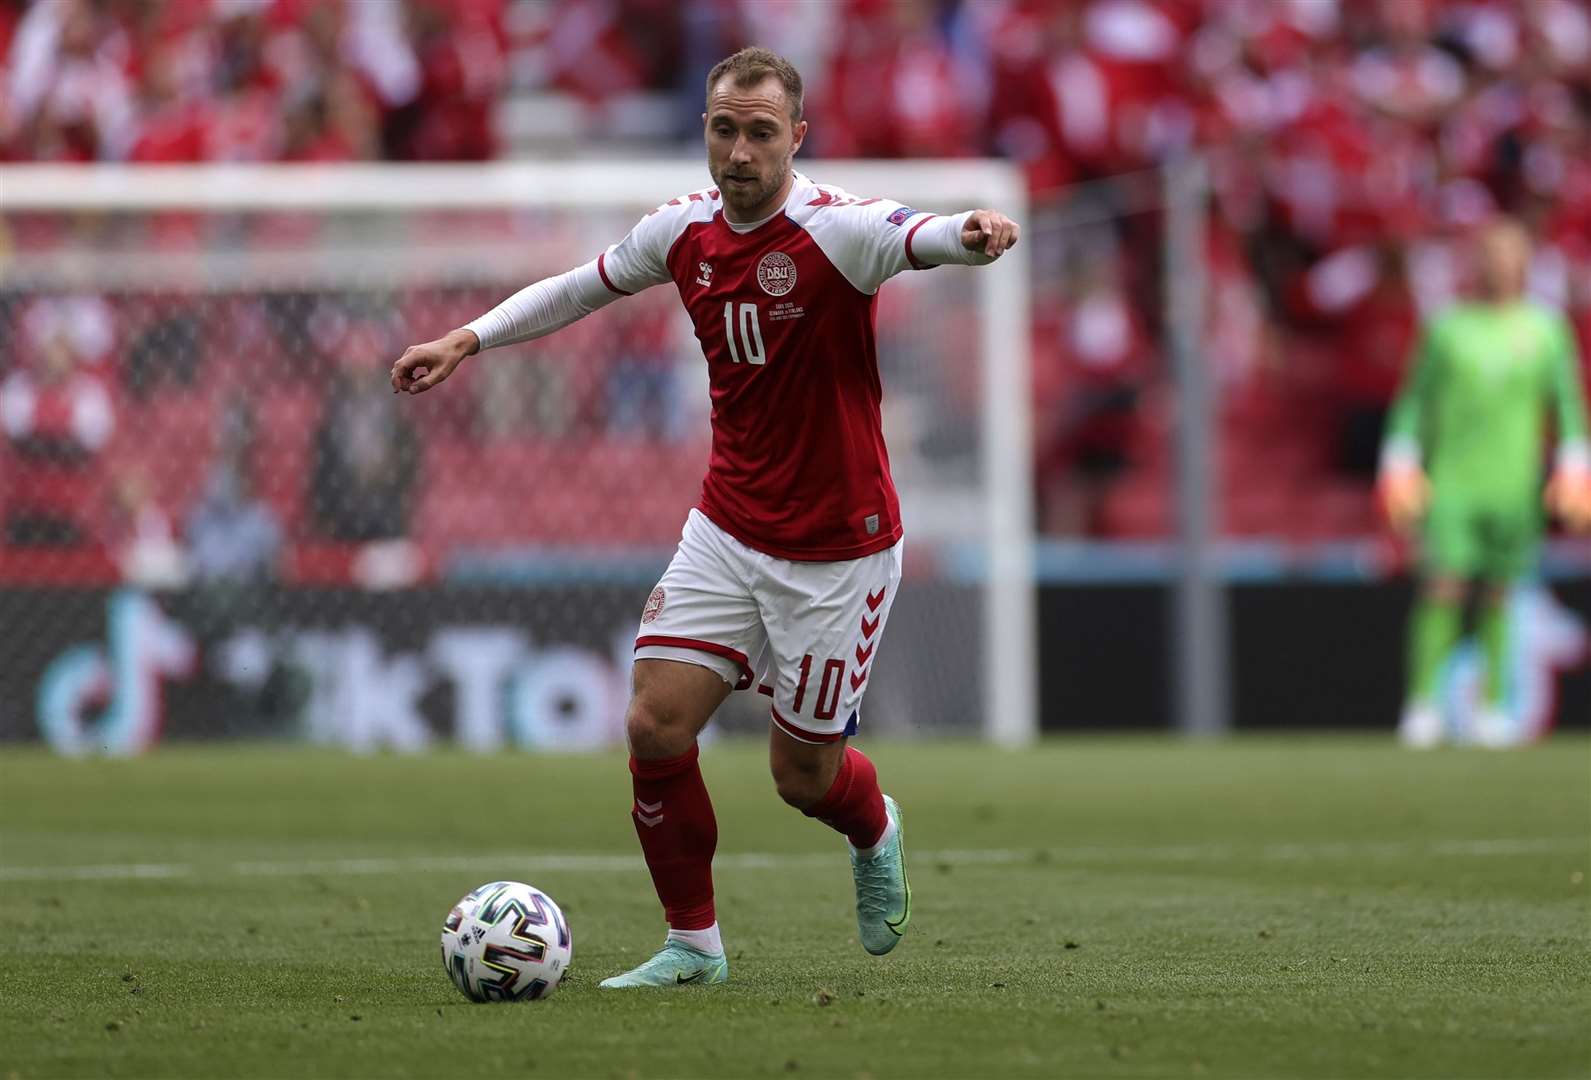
[769,757,828,810]
[624,696,694,760]
[1423,576,1466,605]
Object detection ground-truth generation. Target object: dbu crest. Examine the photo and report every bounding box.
[757,251,797,297]
[642,586,666,624]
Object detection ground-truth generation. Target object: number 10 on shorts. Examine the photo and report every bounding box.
[793,654,845,720]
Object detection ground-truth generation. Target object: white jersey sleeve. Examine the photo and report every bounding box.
[792,185,996,296]
[461,259,617,351]
[598,192,717,296]
[461,190,718,350]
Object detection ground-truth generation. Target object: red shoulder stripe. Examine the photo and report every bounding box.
[904,214,939,270]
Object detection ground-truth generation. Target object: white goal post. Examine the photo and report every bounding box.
[1,160,1035,747]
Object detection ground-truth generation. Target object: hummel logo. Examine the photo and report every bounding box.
[866,587,886,611]
[636,798,664,828]
[695,261,714,287]
[675,969,707,985]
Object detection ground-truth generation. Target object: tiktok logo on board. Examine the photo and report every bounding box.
[37,590,196,756]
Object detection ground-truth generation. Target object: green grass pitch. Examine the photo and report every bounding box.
[2,737,1587,1079]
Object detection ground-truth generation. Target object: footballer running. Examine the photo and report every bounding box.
[391,47,1020,987]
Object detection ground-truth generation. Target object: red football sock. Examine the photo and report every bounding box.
[803,745,888,849]
[629,743,717,930]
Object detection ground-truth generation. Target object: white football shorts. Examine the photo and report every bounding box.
[635,509,903,743]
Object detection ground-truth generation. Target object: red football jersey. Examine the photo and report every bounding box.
[598,172,952,561]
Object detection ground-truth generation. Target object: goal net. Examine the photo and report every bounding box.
[0,161,1033,753]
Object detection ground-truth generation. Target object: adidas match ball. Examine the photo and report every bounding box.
[440,881,572,1002]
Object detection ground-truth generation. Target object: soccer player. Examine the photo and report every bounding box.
[1378,218,1589,748]
[389,47,1019,985]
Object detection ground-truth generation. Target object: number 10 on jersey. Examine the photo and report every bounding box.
[723,302,765,366]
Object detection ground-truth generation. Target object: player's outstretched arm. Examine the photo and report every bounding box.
[903,207,1020,268]
[389,258,625,396]
[815,197,1021,294]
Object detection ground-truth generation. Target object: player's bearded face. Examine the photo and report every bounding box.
[705,80,804,218]
[711,150,786,215]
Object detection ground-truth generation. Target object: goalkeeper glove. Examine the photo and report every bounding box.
[1545,463,1591,532]
[1377,463,1430,532]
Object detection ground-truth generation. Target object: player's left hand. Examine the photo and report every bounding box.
[1544,464,1591,532]
[961,210,1020,259]
[1377,463,1430,533]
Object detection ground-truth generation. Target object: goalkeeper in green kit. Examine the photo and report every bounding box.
[1378,219,1591,747]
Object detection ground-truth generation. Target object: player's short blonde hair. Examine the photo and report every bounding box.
[705,47,804,124]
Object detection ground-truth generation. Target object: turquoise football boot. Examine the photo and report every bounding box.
[598,940,728,989]
[852,794,911,955]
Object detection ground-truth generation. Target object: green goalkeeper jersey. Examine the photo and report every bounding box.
[1384,300,1589,508]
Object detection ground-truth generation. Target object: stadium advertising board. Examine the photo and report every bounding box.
[2,586,643,754]
[0,583,982,753]
[1,582,1584,753]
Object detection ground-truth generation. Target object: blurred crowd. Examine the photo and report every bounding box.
[9,1,1590,179]
[1,0,503,162]
[3,0,1590,579]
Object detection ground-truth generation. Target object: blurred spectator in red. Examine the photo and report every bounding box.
[383,0,504,160]
[817,0,978,159]
[1289,239,1420,478]
[974,0,1195,191]
[1350,0,1464,129]
[0,295,118,547]
[281,70,379,161]
[1035,249,1153,535]
[125,31,205,162]
[4,0,135,161]
[518,0,676,103]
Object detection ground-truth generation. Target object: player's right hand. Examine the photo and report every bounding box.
[1377,464,1430,532]
[960,209,1020,259]
[390,329,479,395]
